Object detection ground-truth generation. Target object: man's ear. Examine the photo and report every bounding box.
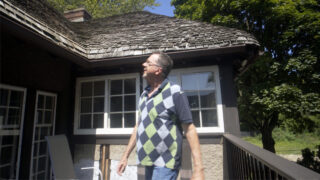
[155,67,163,76]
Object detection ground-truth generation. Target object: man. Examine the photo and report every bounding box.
[117,52,204,180]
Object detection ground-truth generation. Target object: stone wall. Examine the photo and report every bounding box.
[73,144,101,180]
[200,144,223,180]
[73,143,223,180]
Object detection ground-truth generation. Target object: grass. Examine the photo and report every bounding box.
[242,129,320,155]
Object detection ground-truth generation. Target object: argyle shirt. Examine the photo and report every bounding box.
[136,79,193,170]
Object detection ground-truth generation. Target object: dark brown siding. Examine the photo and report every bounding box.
[219,61,241,136]
[1,32,76,179]
[71,55,241,144]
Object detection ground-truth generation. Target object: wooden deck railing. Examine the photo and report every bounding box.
[223,134,320,180]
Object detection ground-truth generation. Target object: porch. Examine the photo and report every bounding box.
[70,134,320,180]
[223,134,320,180]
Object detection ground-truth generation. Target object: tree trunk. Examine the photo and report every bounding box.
[261,127,276,153]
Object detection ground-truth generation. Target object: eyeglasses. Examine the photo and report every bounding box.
[145,61,161,67]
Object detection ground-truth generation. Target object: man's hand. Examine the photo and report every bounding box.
[116,158,128,176]
[183,123,205,180]
[117,124,138,176]
[191,167,205,180]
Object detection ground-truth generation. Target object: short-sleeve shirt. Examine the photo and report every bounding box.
[136,79,193,170]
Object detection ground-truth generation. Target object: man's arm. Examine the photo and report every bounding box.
[182,123,205,180]
[116,124,138,176]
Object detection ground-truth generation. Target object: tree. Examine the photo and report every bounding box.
[297,145,320,173]
[172,0,320,153]
[47,0,160,18]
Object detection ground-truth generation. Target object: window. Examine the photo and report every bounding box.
[79,81,105,129]
[74,73,140,134]
[30,91,57,180]
[168,66,224,133]
[0,84,26,180]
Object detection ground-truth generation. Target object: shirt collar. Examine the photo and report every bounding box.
[144,78,169,96]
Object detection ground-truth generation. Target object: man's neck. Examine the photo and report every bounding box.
[147,77,164,97]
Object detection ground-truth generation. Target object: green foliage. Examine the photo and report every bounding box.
[243,130,320,154]
[47,0,160,18]
[297,145,320,173]
[172,0,320,152]
[272,127,295,142]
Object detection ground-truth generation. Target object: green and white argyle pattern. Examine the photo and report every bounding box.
[136,81,184,169]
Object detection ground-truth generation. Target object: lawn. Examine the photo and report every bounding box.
[242,130,320,155]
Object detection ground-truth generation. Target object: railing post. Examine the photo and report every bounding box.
[223,136,230,180]
[223,134,320,180]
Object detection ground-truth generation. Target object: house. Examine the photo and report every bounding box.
[0,0,260,179]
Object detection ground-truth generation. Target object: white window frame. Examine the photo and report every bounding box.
[29,91,57,180]
[74,73,140,135]
[143,66,225,134]
[0,84,27,180]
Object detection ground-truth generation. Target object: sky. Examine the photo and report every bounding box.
[144,0,175,17]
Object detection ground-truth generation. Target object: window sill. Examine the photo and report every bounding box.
[74,127,224,135]
[196,127,224,134]
[74,128,135,135]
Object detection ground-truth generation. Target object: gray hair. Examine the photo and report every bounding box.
[153,52,173,78]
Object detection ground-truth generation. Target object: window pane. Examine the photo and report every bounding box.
[39,142,47,156]
[32,158,37,173]
[81,82,92,97]
[80,114,91,129]
[93,114,104,128]
[35,127,40,140]
[124,113,135,128]
[40,127,48,140]
[37,172,45,180]
[110,114,122,128]
[124,96,135,111]
[0,166,10,179]
[81,98,92,113]
[202,110,217,127]
[110,97,122,112]
[36,110,43,125]
[182,74,198,91]
[93,97,104,112]
[0,146,12,164]
[0,108,6,125]
[38,157,46,171]
[198,72,215,89]
[200,90,216,108]
[185,91,199,108]
[94,81,105,96]
[44,111,52,124]
[111,80,122,95]
[168,75,178,84]
[48,127,52,136]
[0,89,8,106]
[191,111,200,127]
[124,79,136,94]
[45,96,53,109]
[2,136,13,145]
[38,95,44,109]
[8,108,20,125]
[10,91,23,107]
[33,143,38,156]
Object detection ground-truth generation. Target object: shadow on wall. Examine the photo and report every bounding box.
[74,144,100,180]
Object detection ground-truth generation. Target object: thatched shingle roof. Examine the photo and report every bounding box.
[1,0,259,61]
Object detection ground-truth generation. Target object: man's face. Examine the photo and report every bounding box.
[142,54,162,79]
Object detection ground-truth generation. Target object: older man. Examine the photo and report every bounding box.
[117,52,204,180]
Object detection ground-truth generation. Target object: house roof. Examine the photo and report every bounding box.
[1,0,259,63]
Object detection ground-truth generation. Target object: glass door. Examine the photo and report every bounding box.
[0,84,26,180]
[29,91,57,180]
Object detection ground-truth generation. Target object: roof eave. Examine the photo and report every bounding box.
[0,13,90,67]
[88,44,259,68]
